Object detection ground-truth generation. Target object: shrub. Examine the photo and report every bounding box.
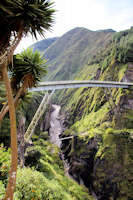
[14,167,72,200]
[32,134,39,141]
[0,144,92,200]
[101,56,112,71]
[25,146,41,166]
[39,131,49,140]
[0,144,11,186]
[38,159,56,178]
[0,180,6,199]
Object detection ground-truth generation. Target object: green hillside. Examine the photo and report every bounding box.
[32,27,115,81]
[31,37,57,53]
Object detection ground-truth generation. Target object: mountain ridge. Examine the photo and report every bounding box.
[31,27,115,81]
[31,37,58,53]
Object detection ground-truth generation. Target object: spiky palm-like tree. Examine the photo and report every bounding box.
[0,48,48,121]
[0,0,55,65]
[11,47,48,91]
[0,1,55,199]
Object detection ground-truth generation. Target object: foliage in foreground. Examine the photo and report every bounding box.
[0,142,92,200]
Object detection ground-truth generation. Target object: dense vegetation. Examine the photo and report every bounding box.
[0,141,92,199]
[89,28,133,69]
[0,84,10,146]
[0,87,93,199]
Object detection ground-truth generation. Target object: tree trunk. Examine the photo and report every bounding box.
[1,64,18,200]
[0,86,24,122]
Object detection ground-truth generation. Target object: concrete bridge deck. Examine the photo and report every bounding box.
[29,80,133,92]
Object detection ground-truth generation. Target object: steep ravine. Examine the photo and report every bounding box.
[59,101,133,200]
[49,97,133,199]
[49,105,81,183]
[49,104,98,199]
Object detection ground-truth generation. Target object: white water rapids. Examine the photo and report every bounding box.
[49,104,62,147]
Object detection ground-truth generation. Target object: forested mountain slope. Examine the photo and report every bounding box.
[32,27,115,81]
[53,28,133,199]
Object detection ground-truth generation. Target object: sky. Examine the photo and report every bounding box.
[15,0,133,53]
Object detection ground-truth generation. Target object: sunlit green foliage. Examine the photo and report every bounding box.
[14,167,72,200]
[0,142,92,200]
[87,28,133,73]
[0,144,11,186]
[0,180,5,199]
[10,48,48,92]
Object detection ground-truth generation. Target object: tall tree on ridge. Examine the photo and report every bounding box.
[0,1,55,199]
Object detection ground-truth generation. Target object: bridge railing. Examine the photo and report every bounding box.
[29,80,133,92]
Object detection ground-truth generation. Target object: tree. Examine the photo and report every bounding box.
[0,47,48,121]
[0,1,55,199]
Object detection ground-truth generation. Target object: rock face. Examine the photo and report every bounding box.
[61,135,98,190]
[122,63,133,83]
[40,100,53,132]
[69,137,97,188]
[61,129,133,200]
[60,74,133,199]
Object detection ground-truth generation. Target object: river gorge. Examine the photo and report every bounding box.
[48,104,98,199]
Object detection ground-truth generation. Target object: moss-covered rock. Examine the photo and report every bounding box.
[93,131,133,199]
[25,146,41,166]
[39,131,49,140]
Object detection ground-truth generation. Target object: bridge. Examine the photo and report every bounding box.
[25,80,133,143]
[29,80,133,92]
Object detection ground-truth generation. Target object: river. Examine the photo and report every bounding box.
[49,104,79,182]
[49,104,62,147]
